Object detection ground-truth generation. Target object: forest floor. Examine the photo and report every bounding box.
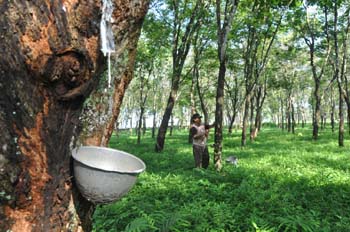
[92,126,350,232]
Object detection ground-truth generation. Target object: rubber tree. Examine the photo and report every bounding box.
[80,14,146,147]
[295,1,332,140]
[155,0,206,152]
[331,0,350,146]
[214,0,239,170]
[0,1,149,231]
[240,0,288,146]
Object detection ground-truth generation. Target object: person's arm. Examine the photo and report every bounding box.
[205,122,216,130]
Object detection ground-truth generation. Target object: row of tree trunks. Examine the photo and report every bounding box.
[0,1,149,231]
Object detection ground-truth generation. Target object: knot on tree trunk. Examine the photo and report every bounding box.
[41,51,93,101]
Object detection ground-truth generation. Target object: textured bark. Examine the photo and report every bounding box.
[81,2,148,147]
[0,1,149,231]
[214,0,239,170]
[100,39,141,147]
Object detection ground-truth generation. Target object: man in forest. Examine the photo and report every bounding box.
[190,113,214,169]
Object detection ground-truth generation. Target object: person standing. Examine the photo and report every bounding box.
[190,113,213,169]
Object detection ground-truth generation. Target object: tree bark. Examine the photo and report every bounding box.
[281,96,285,131]
[188,67,197,143]
[143,116,147,135]
[312,79,321,139]
[331,89,335,133]
[214,0,239,170]
[241,94,251,146]
[100,43,141,147]
[291,98,296,134]
[155,88,177,151]
[137,106,145,144]
[249,94,255,141]
[0,1,149,231]
[152,110,157,139]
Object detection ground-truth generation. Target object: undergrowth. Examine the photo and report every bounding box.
[92,126,350,232]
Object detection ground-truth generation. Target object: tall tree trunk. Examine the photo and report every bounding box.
[338,86,344,146]
[253,83,266,138]
[226,76,240,135]
[189,71,196,143]
[143,116,147,135]
[333,0,344,146]
[228,115,235,134]
[137,106,145,144]
[155,88,177,151]
[249,94,255,141]
[281,96,285,131]
[241,94,250,146]
[331,92,335,133]
[0,1,149,231]
[214,0,239,170]
[304,2,331,140]
[151,92,157,139]
[291,98,295,134]
[313,79,321,139]
[196,75,209,125]
[155,0,203,152]
[152,110,157,139]
[287,95,292,133]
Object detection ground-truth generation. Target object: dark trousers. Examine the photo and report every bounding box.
[192,145,209,168]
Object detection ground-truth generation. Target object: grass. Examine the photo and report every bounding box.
[92,126,350,232]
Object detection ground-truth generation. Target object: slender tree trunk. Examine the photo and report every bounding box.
[115,121,120,137]
[137,106,145,144]
[313,79,321,139]
[155,88,177,151]
[241,94,250,146]
[228,115,235,134]
[291,98,295,134]
[0,1,149,231]
[338,87,344,146]
[253,84,266,137]
[152,110,157,139]
[254,106,262,136]
[214,0,239,170]
[331,101,335,133]
[249,94,255,141]
[143,116,147,135]
[152,92,157,139]
[196,73,209,125]
[281,96,285,131]
[155,0,203,152]
[189,71,196,143]
[214,61,226,170]
[169,114,174,136]
[287,95,292,133]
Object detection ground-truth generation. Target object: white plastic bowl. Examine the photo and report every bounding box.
[72,146,146,204]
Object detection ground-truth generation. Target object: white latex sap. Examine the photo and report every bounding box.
[100,0,115,88]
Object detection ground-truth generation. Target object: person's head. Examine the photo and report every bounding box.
[191,113,202,124]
